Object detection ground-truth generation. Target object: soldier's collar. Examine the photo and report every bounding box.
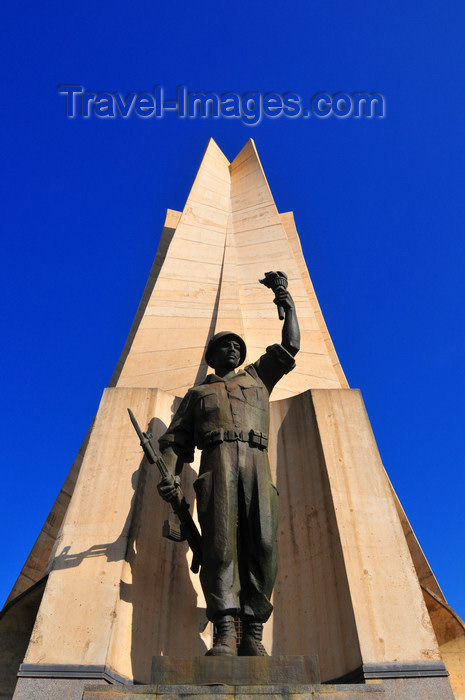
[205,369,247,384]
[204,374,226,383]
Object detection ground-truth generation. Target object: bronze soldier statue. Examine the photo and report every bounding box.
[157,276,300,656]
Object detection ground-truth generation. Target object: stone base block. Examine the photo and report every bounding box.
[82,677,457,699]
[151,655,320,686]
[13,677,112,700]
[371,676,455,700]
[83,682,386,699]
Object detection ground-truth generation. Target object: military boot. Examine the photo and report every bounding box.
[238,620,268,656]
[205,614,237,656]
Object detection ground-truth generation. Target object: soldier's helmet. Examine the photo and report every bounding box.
[205,331,247,368]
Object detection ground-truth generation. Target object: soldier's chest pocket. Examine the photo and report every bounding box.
[199,392,219,416]
[240,386,265,410]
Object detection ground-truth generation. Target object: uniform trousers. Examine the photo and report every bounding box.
[193,440,278,622]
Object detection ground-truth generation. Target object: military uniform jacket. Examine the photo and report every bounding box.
[159,343,295,460]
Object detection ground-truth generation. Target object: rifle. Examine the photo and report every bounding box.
[127,408,202,573]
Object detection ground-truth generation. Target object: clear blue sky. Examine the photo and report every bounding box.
[1,1,464,624]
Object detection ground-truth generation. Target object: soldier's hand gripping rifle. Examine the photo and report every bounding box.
[127,408,202,574]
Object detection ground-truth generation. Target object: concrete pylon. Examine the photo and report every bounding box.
[1,140,463,700]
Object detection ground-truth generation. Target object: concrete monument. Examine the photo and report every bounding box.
[0,139,463,699]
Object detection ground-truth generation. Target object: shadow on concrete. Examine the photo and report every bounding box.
[271,391,359,683]
[51,464,141,571]
[121,414,208,681]
[193,238,225,388]
[0,577,47,698]
[39,410,207,683]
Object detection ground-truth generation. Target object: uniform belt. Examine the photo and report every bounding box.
[203,428,268,449]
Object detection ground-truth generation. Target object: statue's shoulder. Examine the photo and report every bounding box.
[241,364,261,383]
[189,378,217,400]
[172,383,211,420]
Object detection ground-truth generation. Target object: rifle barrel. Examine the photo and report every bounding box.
[127,407,203,573]
[128,408,144,443]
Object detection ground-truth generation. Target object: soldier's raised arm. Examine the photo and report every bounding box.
[259,270,300,356]
[275,286,300,357]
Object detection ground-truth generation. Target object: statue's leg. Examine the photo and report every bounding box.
[237,447,278,626]
[195,443,241,623]
[236,447,277,655]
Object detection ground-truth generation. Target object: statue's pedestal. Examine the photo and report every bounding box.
[79,656,455,700]
[150,655,320,685]
[82,679,456,700]
[82,686,385,700]
[81,656,383,699]
[83,683,385,700]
